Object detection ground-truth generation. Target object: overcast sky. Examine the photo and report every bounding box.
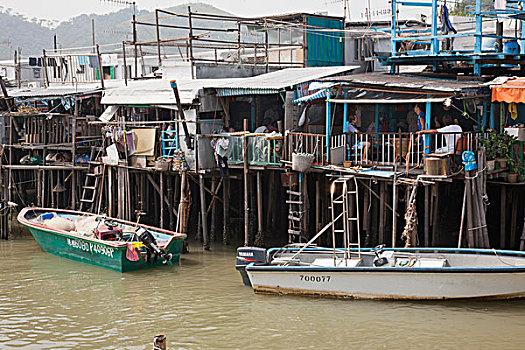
[0,0,346,22]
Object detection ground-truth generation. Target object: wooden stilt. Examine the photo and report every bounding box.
[424,185,430,247]
[71,170,76,209]
[465,178,475,248]
[255,171,263,246]
[510,190,518,250]
[210,176,217,242]
[169,174,176,230]
[266,172,275,233]
[177,171,188,233]
[146,173,178,218]
[431,183,439,246]
[379,181,385,244]
[458,182,467,248]
[223,177,230,245]
[108,167,113,217]
[160,172,164,229]
[243,119,249,246]
[315,175,321,234]
[50,170,55,208]
[362,181,370,245]
[199,174,209,249]
[500,185,506,249]
[392,180,398,248]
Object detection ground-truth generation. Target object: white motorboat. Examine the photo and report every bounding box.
[237,246,525,300]
[236,176,525,300]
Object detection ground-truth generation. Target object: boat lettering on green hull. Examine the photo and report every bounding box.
[66,237,115,258]
[18,207,186,273]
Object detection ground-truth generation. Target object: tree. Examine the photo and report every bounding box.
[450,0,495,16]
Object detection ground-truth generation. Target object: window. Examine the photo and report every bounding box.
[33,68,40,79]
[354,39,362,61]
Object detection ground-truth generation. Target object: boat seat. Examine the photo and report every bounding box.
[311,258,361,267]
[395,257,448,268]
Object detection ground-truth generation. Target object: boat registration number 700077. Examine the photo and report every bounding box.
[299,275,331,283]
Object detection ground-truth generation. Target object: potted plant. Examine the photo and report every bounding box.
[495,132,516,169]
[479,132,497,171]
[480,131,517,171]
[507,157,518,183]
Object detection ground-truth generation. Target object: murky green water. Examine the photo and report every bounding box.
[1,233,525,349]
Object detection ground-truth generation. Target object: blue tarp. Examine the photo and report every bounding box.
[293,89,331,104]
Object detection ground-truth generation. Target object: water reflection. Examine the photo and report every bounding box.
[1,236,525,349]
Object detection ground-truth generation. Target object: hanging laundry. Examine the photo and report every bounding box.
[441,4,456,34]
[78,55,88,65]
[495,0,506,10]
[126,131,136,155]
[88,56,99,68]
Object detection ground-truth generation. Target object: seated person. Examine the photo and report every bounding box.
[346,114,371,162]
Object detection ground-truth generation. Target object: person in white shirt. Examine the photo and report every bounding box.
[419,115,462,153]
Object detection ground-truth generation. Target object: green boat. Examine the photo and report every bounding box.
[18,207,186,272]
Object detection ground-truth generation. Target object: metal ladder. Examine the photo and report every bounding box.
[79,147,103,213]
[330,176,361,259]
[286,183,303,243]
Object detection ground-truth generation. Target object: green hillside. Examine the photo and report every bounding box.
[0,3,235,60]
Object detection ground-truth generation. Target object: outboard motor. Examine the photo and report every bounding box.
[372,244,389,267]
[236,247,267,286]
[137,228,172,265]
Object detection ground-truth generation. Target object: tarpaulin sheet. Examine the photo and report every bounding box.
[492,77,525,103]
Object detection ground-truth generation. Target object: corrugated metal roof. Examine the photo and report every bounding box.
[100,78,224,105]
[322,73,485,92]
[100,67,358,105]
[9,83,105,98]
[207,66,358,91]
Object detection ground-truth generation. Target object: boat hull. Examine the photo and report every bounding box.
[247,268,525,300]
[245,248,525,300]
[19,208,185,273]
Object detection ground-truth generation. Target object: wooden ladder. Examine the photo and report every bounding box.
[79,147,103,213]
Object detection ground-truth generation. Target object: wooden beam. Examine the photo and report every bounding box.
[146,173,178,218]
[357,179,401,217]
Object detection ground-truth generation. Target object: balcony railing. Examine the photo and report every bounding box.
[228,133,281,166]
[287,132,326,165]
[285,131,483,169]
[202,133,282,167]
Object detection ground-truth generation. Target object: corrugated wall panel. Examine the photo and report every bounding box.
[307,17,344,67]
